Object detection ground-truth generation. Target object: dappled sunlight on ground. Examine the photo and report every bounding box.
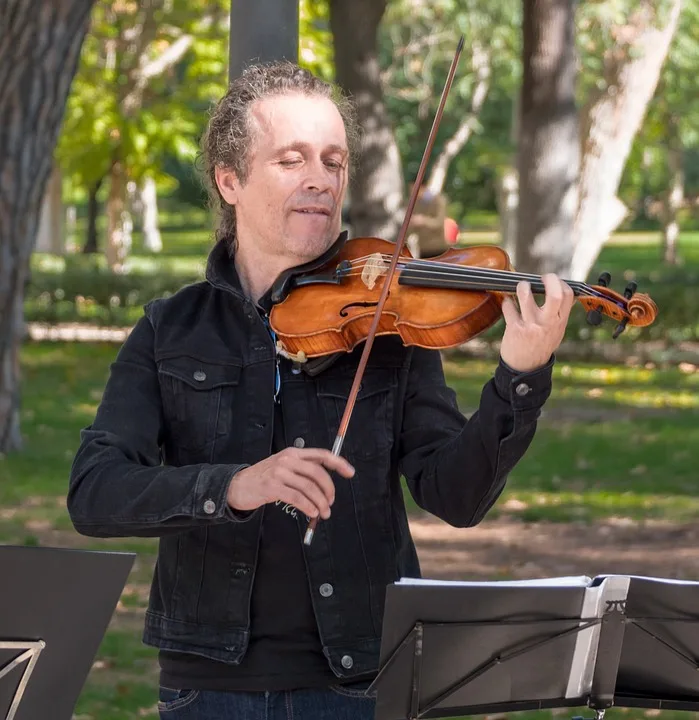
[409,515,699,583]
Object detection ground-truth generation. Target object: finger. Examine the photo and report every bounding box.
[282,468,334,519]
[276,482,326,520]
[564,279,576,311]
[292,457,337,505]
[515,281,538,324]
[292,447,355,479]
[500,295,521,326]
[540,274,565,323]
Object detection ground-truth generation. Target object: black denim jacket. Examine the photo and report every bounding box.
[67,238,554,680]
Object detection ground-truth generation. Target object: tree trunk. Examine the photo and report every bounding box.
[34,164,65,254]
[569,0,682,281]
[516,0,579,276]
[141,176,162,252]
[496,166,519,263]
[0,0,94,454]
[83,176,103,254]
[104,159,132,272]
[329,0,405,240]
[662,128,683,266]
[496,83,520,264]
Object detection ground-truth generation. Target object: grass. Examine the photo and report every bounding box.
[395,356,699,523]
[1,341,698,718]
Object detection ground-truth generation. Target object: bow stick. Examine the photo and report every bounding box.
[303,36,465,546]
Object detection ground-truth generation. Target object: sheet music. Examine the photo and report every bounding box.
[396,575,593,587]
[595,573,699,587]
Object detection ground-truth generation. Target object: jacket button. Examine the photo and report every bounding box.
[193,370,206,382]
[341,655,353,669]
[293,437,305,448]
[515,382,531,396]
[203,499,216,514]
[319,583,333,597]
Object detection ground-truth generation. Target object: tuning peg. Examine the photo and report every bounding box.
[623,281,637,299]
[598,272,611,287]
[586,308,603,326]
[612,317,629,339]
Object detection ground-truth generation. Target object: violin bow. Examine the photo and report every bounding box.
[303,36,465,546]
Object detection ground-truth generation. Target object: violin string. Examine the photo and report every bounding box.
[344,253,571,285]
[340,263,599,296]
[341,254,600,298]
[337,262,607,300]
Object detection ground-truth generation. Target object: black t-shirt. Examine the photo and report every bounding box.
[159,401,338,691]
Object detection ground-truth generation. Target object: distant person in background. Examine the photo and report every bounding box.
[405,184,456,258]
[444,216,460,245]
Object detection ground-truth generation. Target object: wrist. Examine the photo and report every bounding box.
[499,355,547,374]
[226,466,251,512]
[494,354,554,405]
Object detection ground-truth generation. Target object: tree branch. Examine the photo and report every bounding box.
[121,33,193,115]
[426,43,491,195]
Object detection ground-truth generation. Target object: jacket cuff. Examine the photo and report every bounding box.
[494,354,554,409]
[192,463,257,523]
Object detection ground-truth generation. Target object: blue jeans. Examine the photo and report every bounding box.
[157,684,377,719]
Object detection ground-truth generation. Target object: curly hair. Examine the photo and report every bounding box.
[199,61,360,246]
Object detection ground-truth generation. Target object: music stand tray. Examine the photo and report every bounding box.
[370,574,699,720]
[0,544,135,720]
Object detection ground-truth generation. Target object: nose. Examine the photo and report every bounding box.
[303,157,333,194]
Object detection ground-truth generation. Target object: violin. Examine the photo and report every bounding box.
[268,235,658,363]
[280,36,657,546]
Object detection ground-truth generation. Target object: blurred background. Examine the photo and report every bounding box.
[1,1,699,718]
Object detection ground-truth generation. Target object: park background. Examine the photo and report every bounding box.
[2,0,699,718]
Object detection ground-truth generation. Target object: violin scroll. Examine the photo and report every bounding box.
[580,272,658,339]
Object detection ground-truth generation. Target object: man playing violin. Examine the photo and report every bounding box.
[67,61,575,720]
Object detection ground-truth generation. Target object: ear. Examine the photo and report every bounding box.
[215,166,239,205]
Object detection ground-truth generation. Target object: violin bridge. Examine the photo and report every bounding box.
[361,253,389,291]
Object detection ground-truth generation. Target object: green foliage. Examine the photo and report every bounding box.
[622,1,699,200]
[375,0,697,227]
[26,251,204,327]
[56,0,230,191]
[576,0,677,96]
[379,0,521,215]
[299,0,334,80]
[578,1,699,216]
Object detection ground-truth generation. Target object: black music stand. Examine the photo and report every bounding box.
[369,574,699,720]
[600,574,699,713]
[0,545,135,720]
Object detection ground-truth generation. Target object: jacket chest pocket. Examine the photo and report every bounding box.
[158,355,242,451]
[316,369,397,460]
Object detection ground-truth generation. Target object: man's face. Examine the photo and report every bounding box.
[216,92,349,264]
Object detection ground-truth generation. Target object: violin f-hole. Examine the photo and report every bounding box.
[339,301,380,317]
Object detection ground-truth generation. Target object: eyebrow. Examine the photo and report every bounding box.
[274,142,348,156]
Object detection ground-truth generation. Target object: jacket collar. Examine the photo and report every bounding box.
[204,232,348,314]
[205,237,246,298]
[204,234,347,375]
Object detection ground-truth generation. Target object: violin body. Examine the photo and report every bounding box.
[269,236,658,363]
[270,237,510,360]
